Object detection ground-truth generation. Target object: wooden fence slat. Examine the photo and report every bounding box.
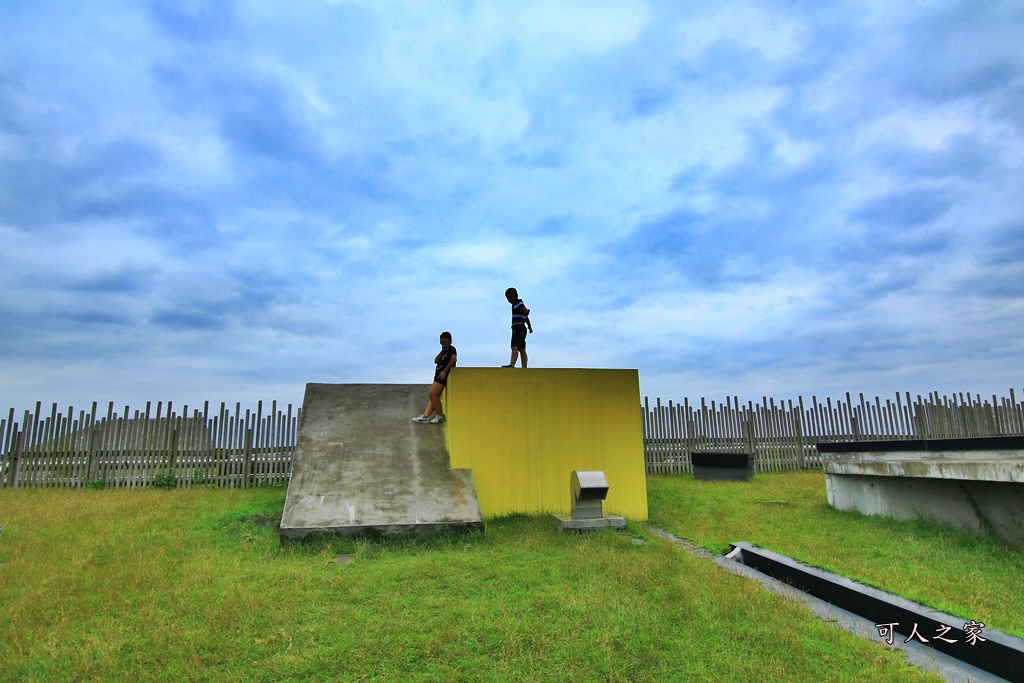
[251,410,259,486]
[676,402,687,474]
[272,403,282,484]
[231,404,240,486]
[641,398,652,474]
[215,404,226,488]
[1012,389,1023,434]
[651,397,660,475]
[682,398,693,470]
[6,425,19,488]
[121,408,134,490]
[663,400,673,475]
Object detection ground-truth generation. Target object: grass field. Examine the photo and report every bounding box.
[0,473,980,682]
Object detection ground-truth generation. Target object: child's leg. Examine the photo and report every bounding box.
[511,332,528,368]
[509,347,520,366]
[428,382,445,416]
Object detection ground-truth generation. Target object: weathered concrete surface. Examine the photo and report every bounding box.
[823,450,1024,482]
[825,474,1024,548]
[279,383,483,541]
[820,440,1024,548]
[551,513,626,531]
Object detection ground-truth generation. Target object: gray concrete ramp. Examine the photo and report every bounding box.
[279,383,483,540]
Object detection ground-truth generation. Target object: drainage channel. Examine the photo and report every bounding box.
[645,525,1024,683]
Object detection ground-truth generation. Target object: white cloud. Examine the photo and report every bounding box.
[772,132,819,167]
[514,0,651,56]
[859,102,979,152]
[619,268,821,342]
[673,2,804,63]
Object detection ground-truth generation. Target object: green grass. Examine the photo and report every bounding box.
[0,484,944,682]
[648,471,1024,640]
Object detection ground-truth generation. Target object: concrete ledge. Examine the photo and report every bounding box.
[281,519,484,541]
[817,436,1024,453]
[552,513,626,531]
[823,453,1024,483]
[819,436,1024,483]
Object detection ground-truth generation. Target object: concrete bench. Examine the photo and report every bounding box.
[691,451,754,481]
[817,436,1024,548]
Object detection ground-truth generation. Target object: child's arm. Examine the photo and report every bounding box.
[523,305,532,333]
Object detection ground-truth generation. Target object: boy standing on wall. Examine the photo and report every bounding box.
[502,287,532,368]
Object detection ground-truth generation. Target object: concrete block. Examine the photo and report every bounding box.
[819,438,1024,548]
[691,452,753,481]
[552,513,626,531]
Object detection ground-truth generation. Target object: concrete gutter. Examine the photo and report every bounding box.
[644,524,1023,683]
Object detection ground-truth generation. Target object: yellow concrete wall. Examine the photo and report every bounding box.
[445,368,648,521]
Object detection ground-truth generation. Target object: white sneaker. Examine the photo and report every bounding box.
[430,414,446,424]
[412,415,430,423]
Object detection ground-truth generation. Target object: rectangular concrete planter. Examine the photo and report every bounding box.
[691,451,753,481]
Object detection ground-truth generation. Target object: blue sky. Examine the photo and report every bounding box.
[2,0,1022,417]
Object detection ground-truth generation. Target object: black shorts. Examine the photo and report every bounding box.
[511,330,527,350]
[433,372,447,387]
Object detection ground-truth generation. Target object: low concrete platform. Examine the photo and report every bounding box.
[691,451,754,481]
[819,437,1024,549]
[279,384,483,541]
[552,513,626,531]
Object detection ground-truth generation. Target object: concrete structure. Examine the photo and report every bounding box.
[690,451,754,481]
[553,470,627,531]
[445,368,648,521]
[819,437,1024,548]
[551,512,627,531]
[279,384,482,540]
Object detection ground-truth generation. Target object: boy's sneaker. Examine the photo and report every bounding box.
[501,364,515,368]
[411,415,430,423]
[430,414,446,424]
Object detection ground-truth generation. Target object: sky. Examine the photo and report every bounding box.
[1,0,1023,419]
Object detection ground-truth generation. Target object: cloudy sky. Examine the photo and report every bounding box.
[2,0,1022,418]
